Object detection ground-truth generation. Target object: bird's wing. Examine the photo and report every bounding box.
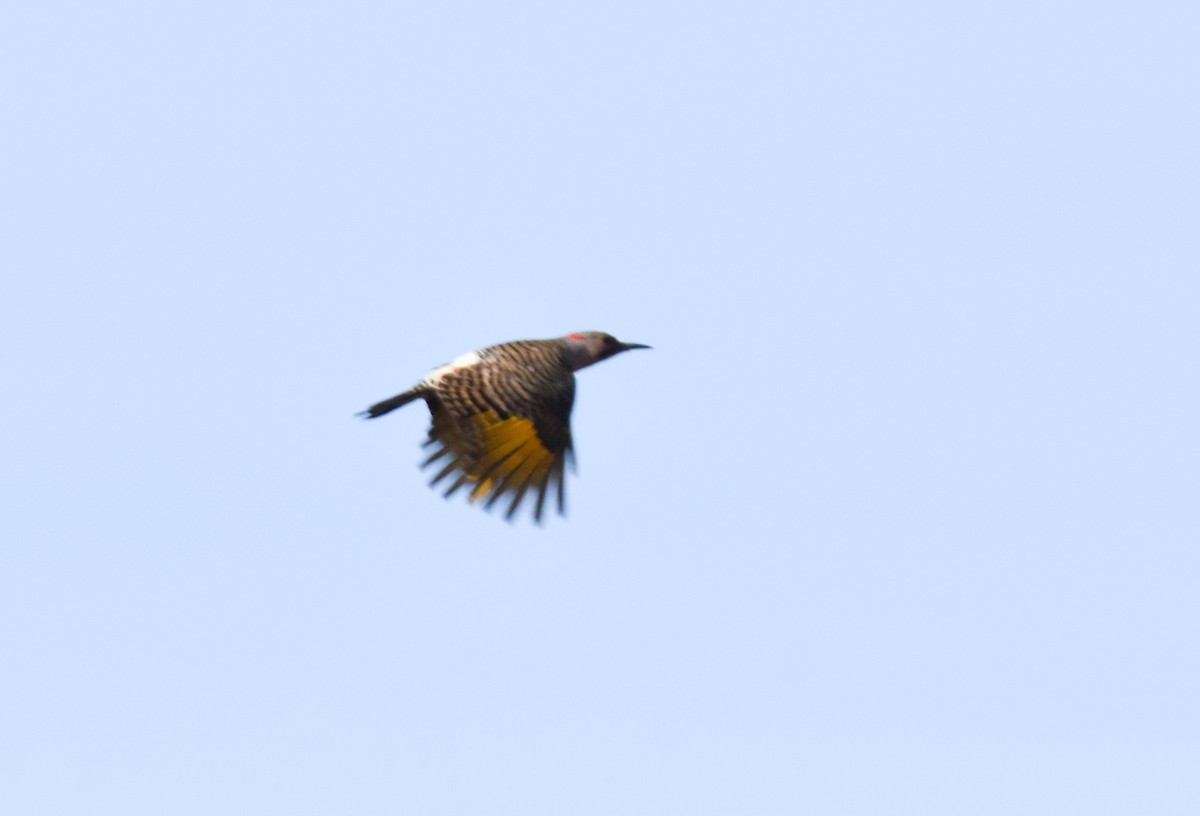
[420,363,575,522]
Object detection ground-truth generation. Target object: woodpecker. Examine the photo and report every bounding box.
[361,331,650,522]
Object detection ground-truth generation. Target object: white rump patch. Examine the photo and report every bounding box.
[423,350,482,385]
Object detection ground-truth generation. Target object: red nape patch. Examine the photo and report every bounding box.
[567,333,585,341]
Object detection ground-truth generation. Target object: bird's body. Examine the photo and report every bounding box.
[362,332,649,522]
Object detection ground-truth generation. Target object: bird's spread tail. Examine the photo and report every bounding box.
[360,388,423,419]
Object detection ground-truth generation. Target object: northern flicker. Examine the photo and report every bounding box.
[361,332,650,522]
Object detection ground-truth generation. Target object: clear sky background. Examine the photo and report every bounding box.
[2,2,1197,814]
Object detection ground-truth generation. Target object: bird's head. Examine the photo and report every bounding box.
[563,331,651,371]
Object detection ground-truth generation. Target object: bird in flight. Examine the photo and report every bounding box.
[361,331,650,522]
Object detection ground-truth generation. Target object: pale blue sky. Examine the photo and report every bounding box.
[2,2,1197,814]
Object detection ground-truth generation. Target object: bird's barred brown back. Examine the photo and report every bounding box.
[421,340,576,522]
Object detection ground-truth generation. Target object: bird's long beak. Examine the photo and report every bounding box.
[619,342,652,351]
